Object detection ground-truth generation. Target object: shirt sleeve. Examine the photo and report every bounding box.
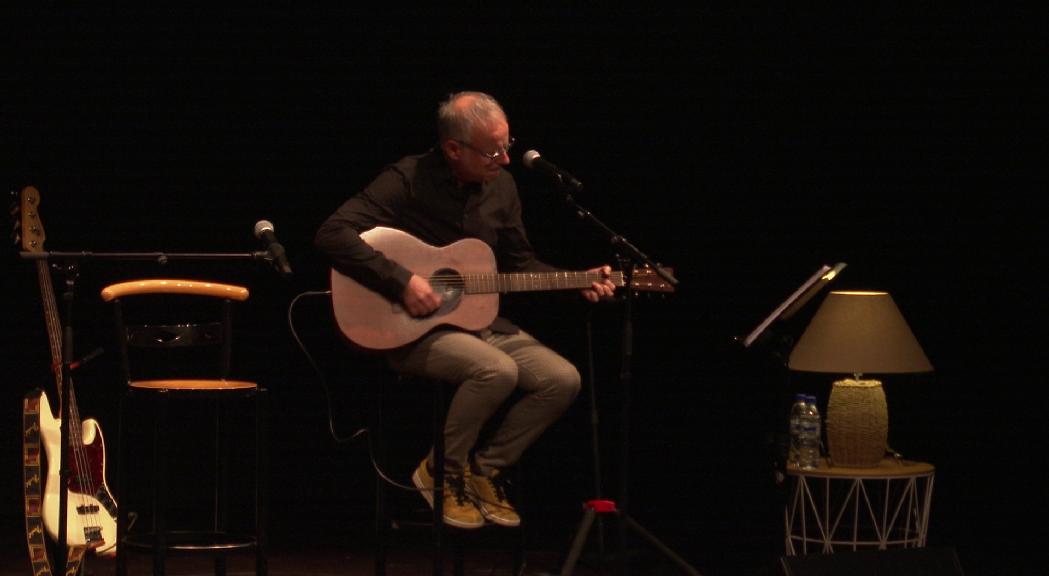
[314,167,415,302]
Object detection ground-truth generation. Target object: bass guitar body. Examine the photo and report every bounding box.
[37,391,118,556]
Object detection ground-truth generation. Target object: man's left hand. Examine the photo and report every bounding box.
[582,265,617,303]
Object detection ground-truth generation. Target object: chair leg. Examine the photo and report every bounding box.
[433,380,467,576]
[116,391,129,576]
[255,388,268,576]
[154,394,168,576]
[373,381,387,576]
[513,465,526,576]
[214,398,227,576]
[432,380,445,576]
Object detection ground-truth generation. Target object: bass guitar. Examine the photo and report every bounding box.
[18,186,119,557]
[330,226,674,350]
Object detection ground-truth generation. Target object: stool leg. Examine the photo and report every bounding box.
[374,382,387,576]
[513,465,526,576]
[452,540,464,576]
[154,393,168,576]
[432,381,445,576]
[116,391,129,576]
[255,388,268,576]
[214,398,227,576]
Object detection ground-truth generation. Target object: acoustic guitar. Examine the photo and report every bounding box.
[331,226,673,350]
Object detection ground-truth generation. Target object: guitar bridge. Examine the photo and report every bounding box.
[83,526,103,545]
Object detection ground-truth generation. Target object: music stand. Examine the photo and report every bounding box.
[740,262,847,350]
[736,263,846,508]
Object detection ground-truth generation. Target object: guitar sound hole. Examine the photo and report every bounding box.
[430,268,463,317]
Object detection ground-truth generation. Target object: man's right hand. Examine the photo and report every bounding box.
[402,274,442,317]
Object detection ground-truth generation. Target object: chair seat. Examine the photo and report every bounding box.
[130,379,258,391]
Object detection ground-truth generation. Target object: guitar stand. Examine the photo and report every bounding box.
[56,261,79,576]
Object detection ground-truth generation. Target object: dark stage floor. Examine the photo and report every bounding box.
[0,542,683,576]
[1,512,714,576]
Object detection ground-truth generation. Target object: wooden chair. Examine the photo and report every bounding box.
[101,279,267,576]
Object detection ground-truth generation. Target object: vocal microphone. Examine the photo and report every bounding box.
[254,219,293,278]
[522,150,584,191]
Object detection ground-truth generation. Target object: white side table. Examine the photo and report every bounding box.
[784,458,934,555]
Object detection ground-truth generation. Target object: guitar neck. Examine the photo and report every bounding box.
[36,260,65,407]
[459,270,625,294]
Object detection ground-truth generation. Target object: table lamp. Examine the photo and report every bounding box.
[787,291,933,467]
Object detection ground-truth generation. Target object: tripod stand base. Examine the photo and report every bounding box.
[560,500,702,576]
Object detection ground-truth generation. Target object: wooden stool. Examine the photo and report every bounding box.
[371,375,525,576]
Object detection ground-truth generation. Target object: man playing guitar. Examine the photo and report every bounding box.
[315,91,616,529]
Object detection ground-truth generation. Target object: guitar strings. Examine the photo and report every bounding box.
[39,262,101,544]
[424,271,625,287]
[424,272,619,280]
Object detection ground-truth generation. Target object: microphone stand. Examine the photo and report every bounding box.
[57,261,76,576]
[20,250,274,264]
[550,186,697,576]
[19,249,273,576]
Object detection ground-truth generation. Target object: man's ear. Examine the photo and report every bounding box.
[441,139,461,161]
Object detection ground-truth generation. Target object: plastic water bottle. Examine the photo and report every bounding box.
[798,395,822,470]
[788,394,807,468]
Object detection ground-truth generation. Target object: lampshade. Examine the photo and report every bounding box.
[788,291,932,375]
[787,291,932,468]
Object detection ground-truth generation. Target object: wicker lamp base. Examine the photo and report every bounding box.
[826,378,888,467]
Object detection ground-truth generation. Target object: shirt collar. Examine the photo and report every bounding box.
[427,148,483,197]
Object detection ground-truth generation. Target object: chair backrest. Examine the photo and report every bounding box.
[101,279,250,387]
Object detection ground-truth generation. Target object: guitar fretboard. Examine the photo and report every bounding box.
[450,271,625,294]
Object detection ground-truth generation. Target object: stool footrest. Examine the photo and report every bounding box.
[130,379,258,391]
[123,531,258,553]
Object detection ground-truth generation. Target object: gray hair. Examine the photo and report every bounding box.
[437,91,507,142]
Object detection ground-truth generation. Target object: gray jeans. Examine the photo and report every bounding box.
[387,328,581,476]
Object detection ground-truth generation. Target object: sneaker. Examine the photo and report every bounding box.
[467,468,521,527]
[412,459,484,529]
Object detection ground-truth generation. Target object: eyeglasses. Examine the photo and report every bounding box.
[456,137,515,160]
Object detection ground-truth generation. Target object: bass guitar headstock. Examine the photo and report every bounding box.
[12,185,46,253]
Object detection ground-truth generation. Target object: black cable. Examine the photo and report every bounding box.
[286,290,365,444]
[285,289,423,493]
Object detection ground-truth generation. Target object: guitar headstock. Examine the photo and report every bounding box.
[15,186,46,253]
[629,265,676,293]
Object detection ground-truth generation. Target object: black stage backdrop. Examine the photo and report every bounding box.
[3,7,1044,575]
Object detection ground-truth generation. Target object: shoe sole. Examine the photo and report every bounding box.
[475,502,521,528]
[412,468,484,530]
[466,477,521,527]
